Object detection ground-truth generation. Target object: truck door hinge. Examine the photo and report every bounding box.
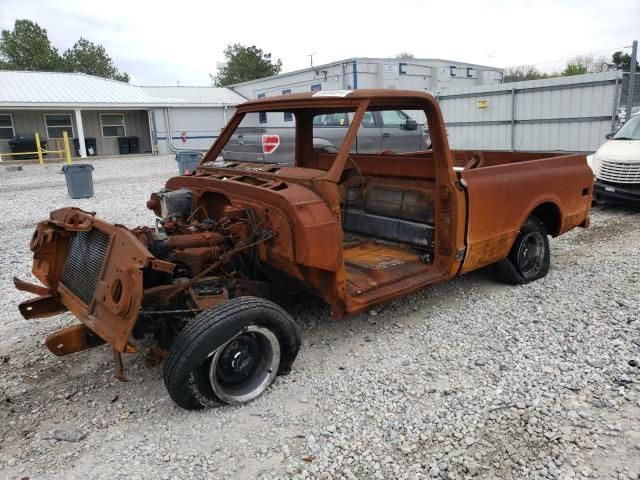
[455,248,466,262]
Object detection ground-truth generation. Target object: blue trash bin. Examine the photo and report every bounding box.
[61,164,95,199]
[175,151,203,175]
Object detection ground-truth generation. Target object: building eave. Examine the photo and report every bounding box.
[0,102,241,110]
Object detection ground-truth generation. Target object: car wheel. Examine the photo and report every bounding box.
[163,296,301,410]
[495,215,550,285]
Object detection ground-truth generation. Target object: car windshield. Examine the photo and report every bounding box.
[613,114,640,140]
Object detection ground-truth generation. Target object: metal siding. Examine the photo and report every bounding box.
[438,72,622,152]
[0,110,78,155]
[77,111,150,156]
[80,111,105,154]
[0,109,152,157]
[0,110,44,153]
[152,107,231,154]
[126,111,151,154]
[447,124,510,150]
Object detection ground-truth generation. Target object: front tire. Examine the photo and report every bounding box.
[163,296,301,410]
[496,215,550,285]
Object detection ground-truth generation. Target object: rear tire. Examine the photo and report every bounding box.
[495,216,550,285]
[162,296,301,410]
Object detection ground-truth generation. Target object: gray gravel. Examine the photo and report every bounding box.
[1,155,639,480]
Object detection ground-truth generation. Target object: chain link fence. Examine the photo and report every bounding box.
[617,72,640,127]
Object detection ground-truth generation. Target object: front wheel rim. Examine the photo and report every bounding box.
[517,232,545,277]
[208,325,280,404]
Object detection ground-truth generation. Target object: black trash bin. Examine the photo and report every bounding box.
[9,134,46,160]
[129,136,139,154]
[72,138,81,157]
[175,151,203,175]
[117,137,130,154]
[85,137,97,156]
[61,164,95,199]
[73,138,98,157]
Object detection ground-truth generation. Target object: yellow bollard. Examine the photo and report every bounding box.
[35,132,44,166]
[62,131,72,165]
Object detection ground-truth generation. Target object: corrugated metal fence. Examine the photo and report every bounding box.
[435,71,623,153]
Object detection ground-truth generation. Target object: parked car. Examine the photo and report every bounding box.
[222,109,430,164]
[588,112,640,206]
[15,89,593,410]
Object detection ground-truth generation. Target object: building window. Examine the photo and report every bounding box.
[282,89,292,122]
[467,67,473,78]
[310,84,321,92]
[0,114,14,140]
[100,113,126,137]
[44,114,74,139]
[257,94,267,123]
[449,66,457,77]
[399,63,407,75]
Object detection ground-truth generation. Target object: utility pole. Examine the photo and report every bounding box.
[626,40,637,122]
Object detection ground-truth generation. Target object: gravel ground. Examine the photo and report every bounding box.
[0,155,639,480]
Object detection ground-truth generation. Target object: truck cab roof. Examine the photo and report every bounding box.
[239,89,440,111]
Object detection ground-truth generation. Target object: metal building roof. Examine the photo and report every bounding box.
[141,86,246,106]
[0,71,246,108]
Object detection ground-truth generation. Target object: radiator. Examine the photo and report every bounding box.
[60,229,110,304]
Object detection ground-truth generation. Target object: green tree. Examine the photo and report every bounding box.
[562,63,588,76]
[62,38,129,82]
[0,19,60,71]
[612,51,639,72]
[562,55,607,76]
[503,65,549,83]
[211,44,282,86]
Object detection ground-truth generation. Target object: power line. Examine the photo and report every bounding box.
[510,45,633,69]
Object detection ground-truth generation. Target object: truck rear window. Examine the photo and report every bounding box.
[218,109,429,166]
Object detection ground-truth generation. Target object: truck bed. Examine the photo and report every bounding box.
[451,150,566,170]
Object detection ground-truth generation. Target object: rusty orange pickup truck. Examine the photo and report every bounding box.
[15,90,593,409]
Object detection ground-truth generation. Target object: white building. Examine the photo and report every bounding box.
[230,57,504,100]
[0,71,245,158]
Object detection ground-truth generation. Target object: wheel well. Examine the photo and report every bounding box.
[530,202,562,236]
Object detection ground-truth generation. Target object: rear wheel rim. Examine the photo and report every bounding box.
[516,232,545,277]
[208,325,280,404]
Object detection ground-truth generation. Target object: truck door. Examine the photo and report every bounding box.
[313,112,382,154]
[354,111,383,153]
[378,110,422,152]
[221,112,295,165]
[223,129,265,162]
[313,112,349,152]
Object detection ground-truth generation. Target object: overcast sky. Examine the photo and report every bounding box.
[1,0,638,86]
